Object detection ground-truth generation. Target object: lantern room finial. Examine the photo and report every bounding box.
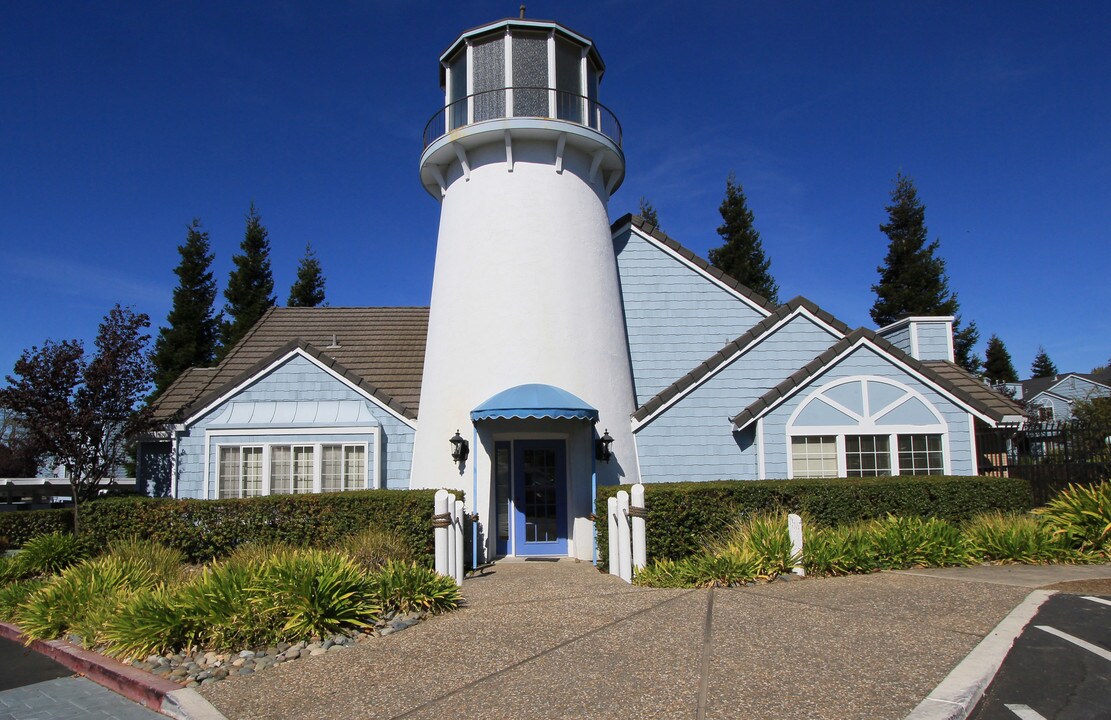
[519,5,526,19]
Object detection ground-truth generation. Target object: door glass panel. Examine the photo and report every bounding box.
[522,448,557,543]
[495,443,510,551]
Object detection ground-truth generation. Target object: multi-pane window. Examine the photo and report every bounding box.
[321,445,366,493]
[790,436,838,478]
[897,434,944,475]
[219,442,369,497]
[845,435,891,477]
[218,446,262,498]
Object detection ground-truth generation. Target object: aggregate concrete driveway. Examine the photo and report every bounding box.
[197,560,1107,720]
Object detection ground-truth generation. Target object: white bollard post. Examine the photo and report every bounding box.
[631,483,646,573]
[616,490,632,584]
[434,490,450,578]
[446,493,457,582]
[788,513,805,577]
[607,496,619,575]
[454,498,465,585]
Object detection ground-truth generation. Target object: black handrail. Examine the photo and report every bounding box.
[422,87,622,149]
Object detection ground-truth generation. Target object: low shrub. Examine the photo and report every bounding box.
[173,562,269,651]
[370,560,462,615]
[76,490,443,563]
[105,536,186,585]
[104,586,191,658]
[1035,481,1111,552]
[596,476,1033,565]
[708,513,797,578]
[867,515,971,569]
[0,509,72,550]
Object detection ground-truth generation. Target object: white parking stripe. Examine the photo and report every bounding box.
[1005,704,1048,720]
[1081,595,1111,607]
[1035,625,1111,662]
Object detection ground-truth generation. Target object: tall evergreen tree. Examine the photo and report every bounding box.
[708,173,779,305]
[982,334,1018,383]
[288,242,327,307]
[638,197,661,230]
[219,202,275,358]
[1030,346,1058,378]
[150,219,219,395]
[870,173,980,373]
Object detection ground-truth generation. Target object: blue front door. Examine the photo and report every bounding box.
[513,440,567,556]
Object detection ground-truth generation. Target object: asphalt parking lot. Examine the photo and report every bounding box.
[967,593,1111,720]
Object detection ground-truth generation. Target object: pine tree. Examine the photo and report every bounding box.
[870,173,980,373]
[288,242,327,307]
[982,334,1018,383]
[638,197,661,230]
[150,220,220,396]
[708,173,779,305]
[219,202,275,358]
[1030,346,1058,378]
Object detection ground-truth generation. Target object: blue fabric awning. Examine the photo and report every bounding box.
[471,384,599,422]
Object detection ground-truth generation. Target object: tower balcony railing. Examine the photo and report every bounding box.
[422,87,622,149]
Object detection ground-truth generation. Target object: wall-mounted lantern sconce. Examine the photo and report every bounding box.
[450,429,470,463]
[595,428,614,463]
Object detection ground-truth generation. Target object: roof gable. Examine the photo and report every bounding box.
[151,307,428,423]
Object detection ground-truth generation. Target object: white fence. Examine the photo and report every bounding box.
[433,489,465,585]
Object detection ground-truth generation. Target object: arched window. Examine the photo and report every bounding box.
[786,376,949,478]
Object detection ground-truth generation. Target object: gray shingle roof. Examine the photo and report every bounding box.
[730,328,1021,428]
[612,214,779,314]
[151,306,429,423]
[921,361,1025,419]
[632,296,852,422]
[1020,371,1111,400]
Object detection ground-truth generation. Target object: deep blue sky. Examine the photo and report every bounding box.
[2,1,1108,382]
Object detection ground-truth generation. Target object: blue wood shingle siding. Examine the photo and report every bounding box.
[880,326,913,356]
[613,227,769,405]
[760,345,976,478]
[915,322,951,361]
[634,314,840,482]
[174,354,414,497]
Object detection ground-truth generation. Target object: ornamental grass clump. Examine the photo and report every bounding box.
[173,561,270,651]
[259,549,381,639]
[867,515,971,569]
[10,532,86,579]
[370,560,462,615]
[0,578,47,622]
[1035,481,1111,553]
[802,523,881,577]
[709,513,797,578]
[962,512,1081,564]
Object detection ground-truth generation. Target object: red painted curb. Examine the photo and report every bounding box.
[0,621,181,713]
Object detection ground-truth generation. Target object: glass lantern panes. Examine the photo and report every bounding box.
[512,31,548,117]
[472,34,505,121]
[555,37,582,122]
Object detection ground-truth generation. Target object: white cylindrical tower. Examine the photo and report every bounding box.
[409,17,638,562]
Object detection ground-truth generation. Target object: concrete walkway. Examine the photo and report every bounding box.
[197,561,1111,720]
[0,677,164,720]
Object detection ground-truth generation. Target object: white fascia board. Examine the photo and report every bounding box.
[183,348,416,430]
[875,316,955,334]
[631,306,845,432]
[626,225,774,317]
[733,337,998,431]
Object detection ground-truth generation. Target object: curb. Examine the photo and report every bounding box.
[0,621,228,720]
[903,589,1055,720]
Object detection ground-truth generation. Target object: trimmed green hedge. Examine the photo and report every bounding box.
[0,509,73,551]
[594,476,1035,564]
[1,490,449,564]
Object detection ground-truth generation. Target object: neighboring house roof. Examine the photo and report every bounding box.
[612,213,779,314]
[151,306,429,423]
[731,328,1019,428]
[1020,371,1111,400]
[631,296,851,423]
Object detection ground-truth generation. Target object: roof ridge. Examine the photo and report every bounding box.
[631,296,852,423]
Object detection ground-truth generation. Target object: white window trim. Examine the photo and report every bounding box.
[203,426,378,500]
[785,376,950,479]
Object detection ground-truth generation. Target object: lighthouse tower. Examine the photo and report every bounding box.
[409,16,637,561]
